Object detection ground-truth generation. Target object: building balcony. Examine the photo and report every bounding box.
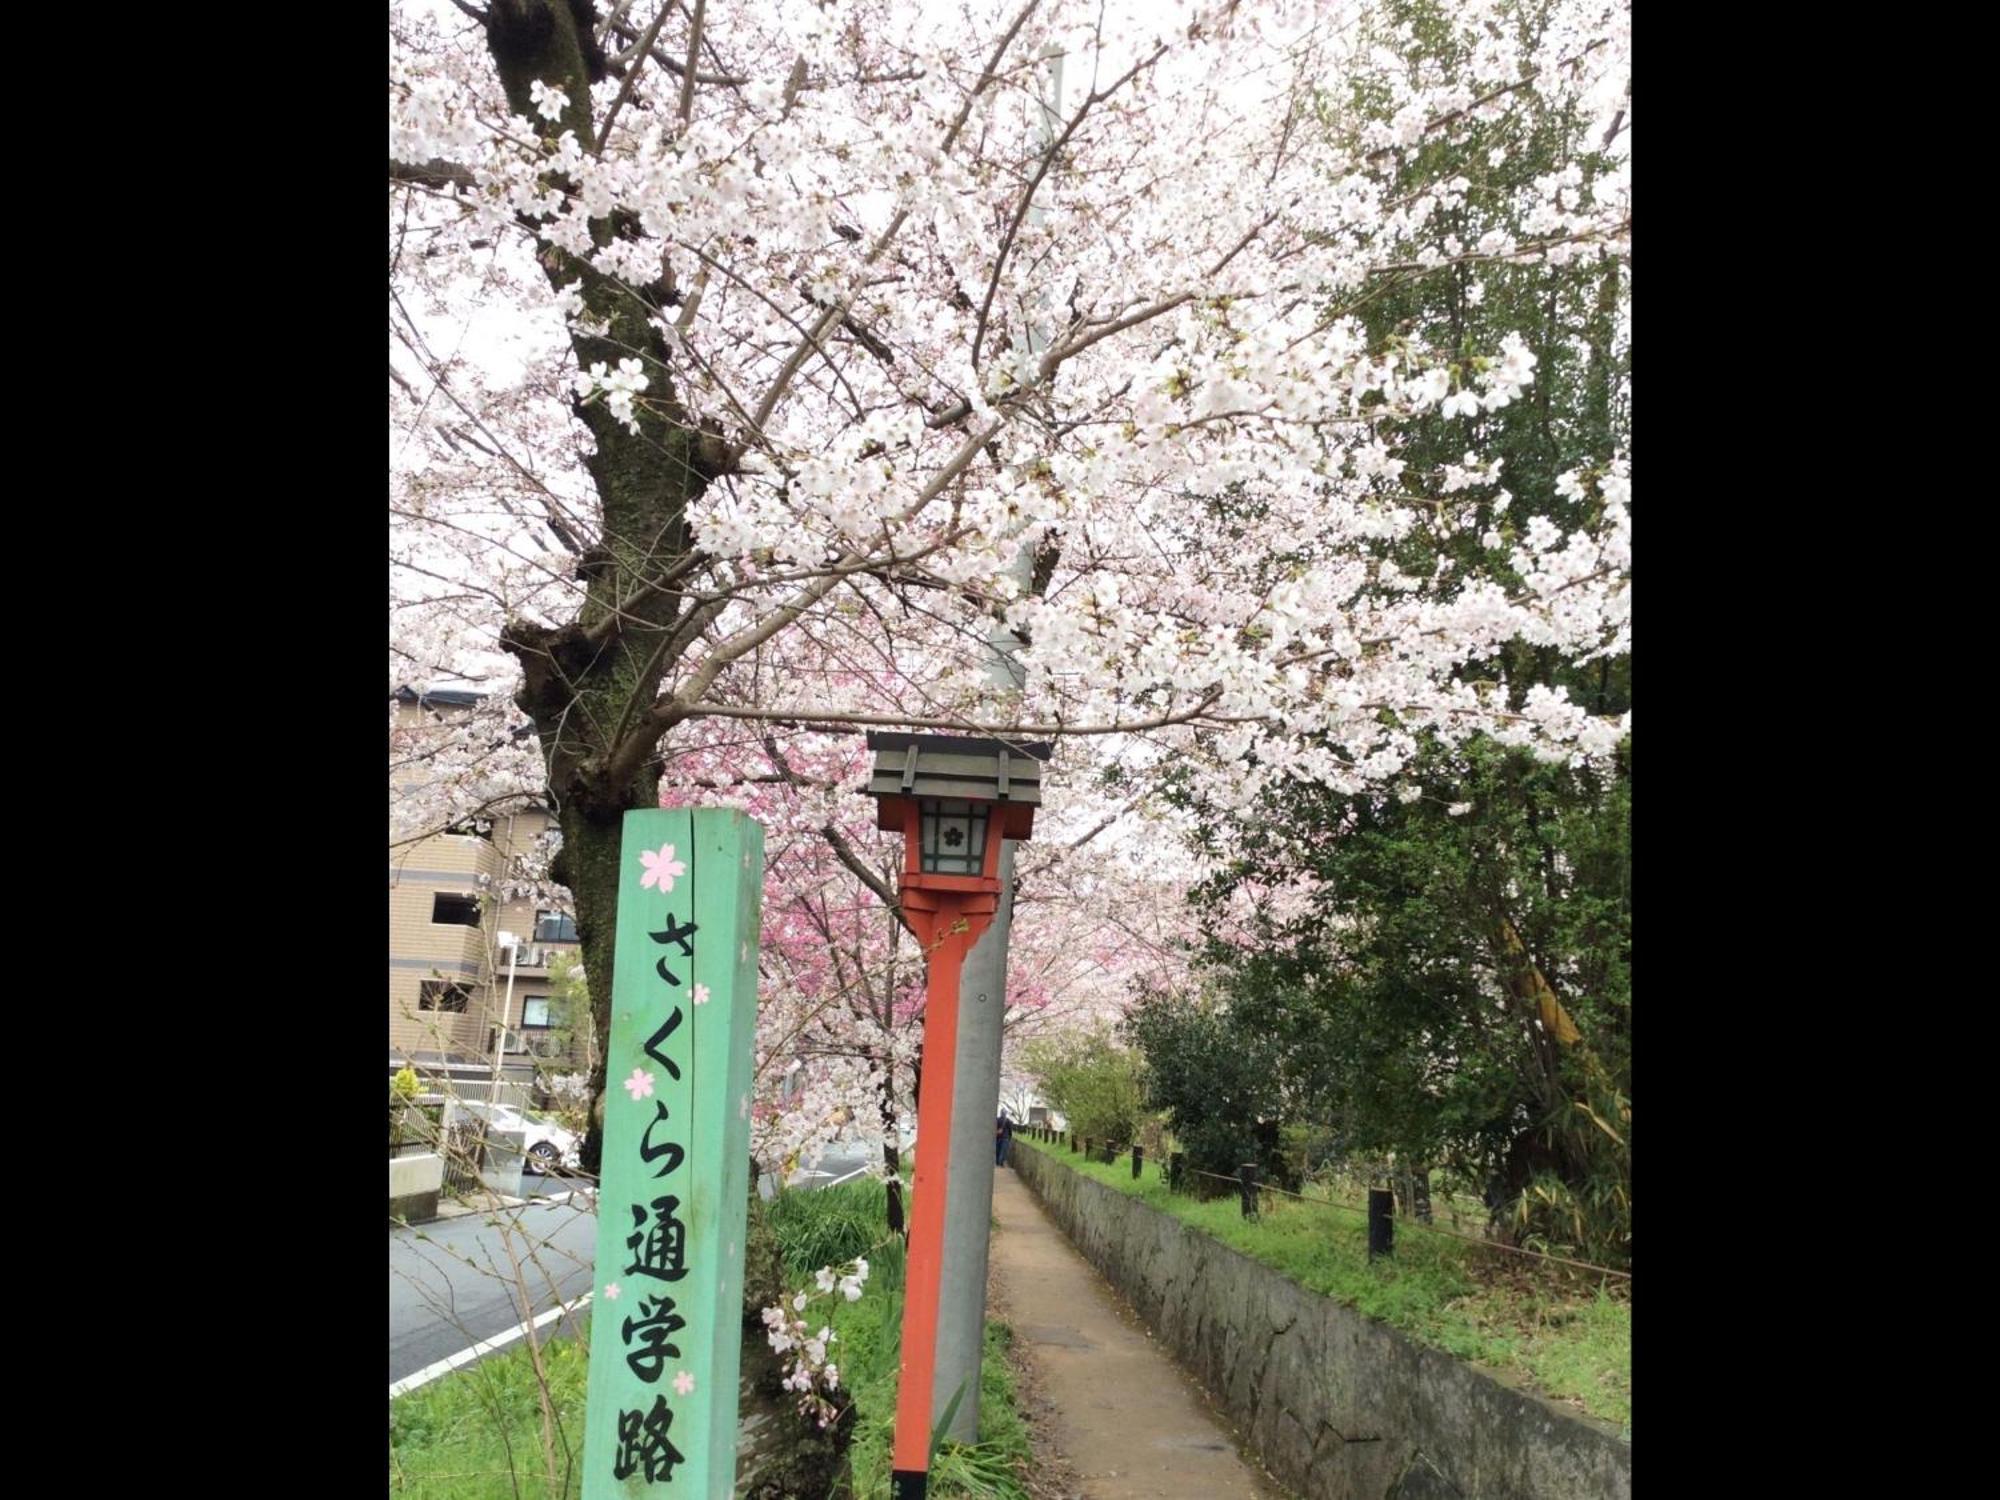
[489,1027,580,1063]
[497,942,576,974]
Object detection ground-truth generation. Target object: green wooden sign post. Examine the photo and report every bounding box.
[583,807,764,1498]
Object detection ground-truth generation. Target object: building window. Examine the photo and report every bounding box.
[521,996,552,1029]
[433,893,482,927]
[418,981,472,1013]
[534,910,578,943]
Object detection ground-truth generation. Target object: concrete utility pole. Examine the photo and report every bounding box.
[929,47,1064,1444]
[488,930,521,1108]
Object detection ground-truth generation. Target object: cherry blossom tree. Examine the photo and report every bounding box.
[390,0,1631,1166]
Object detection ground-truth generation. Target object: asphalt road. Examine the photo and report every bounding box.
[389,1184,599,1386]
[390,1143,901,1389]
[774,1145,880,1193]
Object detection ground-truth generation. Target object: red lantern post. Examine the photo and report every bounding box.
[865,734,1045,1500]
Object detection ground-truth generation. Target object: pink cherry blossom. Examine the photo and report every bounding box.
[602,1282,621,1301]
[622,1068,656,1102]
[673,1370,695,1397]
[639,844,686,894]
[692,983,711,1007]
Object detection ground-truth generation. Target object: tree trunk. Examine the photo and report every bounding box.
[877,1055,905,1237]
[551,806,648,1174]
[478,1,737,1171]
[1586,258,1621,447]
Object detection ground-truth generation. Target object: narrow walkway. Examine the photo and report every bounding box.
[989,1166,1286,1499]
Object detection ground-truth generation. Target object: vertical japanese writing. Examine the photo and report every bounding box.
[613,839,700,1488]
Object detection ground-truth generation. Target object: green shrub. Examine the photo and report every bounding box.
[1124,992,1296,1189]
[390,1099,444,1151]
[1019,1029,1146,1147]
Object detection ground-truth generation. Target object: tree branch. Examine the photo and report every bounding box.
[1365,39,1610,164]
[596,0,638,41]
[390,158,476,191]
[673,688,1224,740]
[606,13,746,84]
[971,41,1166,371]
[762,733,913,935]
[676,0,705,124]
[645,417,1005,747]
[595,1,675,151]
[746,0,1041,436]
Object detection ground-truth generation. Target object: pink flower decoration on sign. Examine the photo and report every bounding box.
[692,983,711,1007]
[603,1282,621,1301]
[639,843,686,893]
[622,1068,656,1102]
[673,1370,696,1396]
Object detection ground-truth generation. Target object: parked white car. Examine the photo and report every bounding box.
[452,1101,580,1175]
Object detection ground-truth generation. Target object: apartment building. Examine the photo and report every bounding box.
[390,686,581,1098]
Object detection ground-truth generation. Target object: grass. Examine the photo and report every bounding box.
[833,1240,1032,1500]
[389,1319,591,1498]
[390,1177,1036,1499]
[771,1179,1034,1499]
[1018,1139,1630,1430]
[769,1176,896,1278]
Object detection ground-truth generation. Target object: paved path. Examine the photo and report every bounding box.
[989,1167,1286,1499]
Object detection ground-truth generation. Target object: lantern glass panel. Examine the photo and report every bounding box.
[918,798,989,875]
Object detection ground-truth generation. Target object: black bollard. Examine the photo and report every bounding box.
[1170,1151,1185,1192]
[1239,1162,1259,1220]
[1368,1188,1394,1259]
[1133,1144,1145,1179]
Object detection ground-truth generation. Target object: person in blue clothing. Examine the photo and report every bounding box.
[995,1111,1014,1167]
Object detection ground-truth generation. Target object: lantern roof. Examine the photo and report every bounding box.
[863,732,1052,806]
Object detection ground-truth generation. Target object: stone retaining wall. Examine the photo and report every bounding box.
[1012,1143,1630,1500]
